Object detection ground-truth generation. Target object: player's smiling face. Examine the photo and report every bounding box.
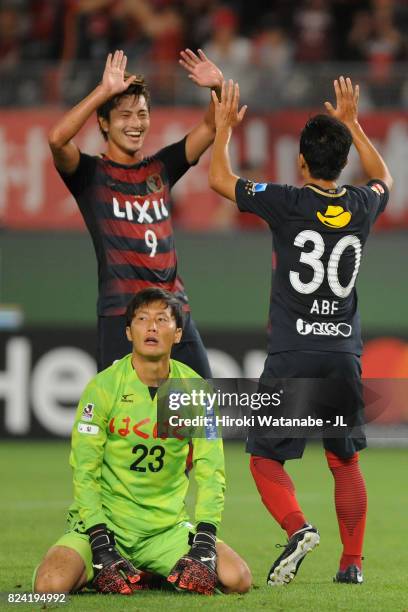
[101,95,150,157]
[126,300,182,359]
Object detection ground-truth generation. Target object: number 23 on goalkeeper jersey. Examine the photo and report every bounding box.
[68,354,225,543]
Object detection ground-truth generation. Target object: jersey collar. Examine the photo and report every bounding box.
[127,353,173,383]
[100,153,146,169]
[305,184,347,198]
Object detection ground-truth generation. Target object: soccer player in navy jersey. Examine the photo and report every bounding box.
[208,78,393,585]
[48,49,222,374]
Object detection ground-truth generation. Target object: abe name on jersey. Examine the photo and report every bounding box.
[236,178,389,355]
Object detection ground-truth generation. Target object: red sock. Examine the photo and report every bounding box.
[250,455,306,537]
[326,451,367,571]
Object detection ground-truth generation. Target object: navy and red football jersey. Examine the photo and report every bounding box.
[236,178,389,355]
[58,137,193,316]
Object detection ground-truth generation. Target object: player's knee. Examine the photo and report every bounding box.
[230,562,252,594]
[34,547,85,594]
[34,569,72,594]
[325,449,359,469]
[235,562,252,593]
[222,559,252,594]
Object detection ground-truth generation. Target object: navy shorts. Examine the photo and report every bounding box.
[246,350,366,461]
[97,312,212,378]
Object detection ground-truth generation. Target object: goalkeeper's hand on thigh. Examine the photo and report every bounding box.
[87,524,147,594]
[167,523,218,595]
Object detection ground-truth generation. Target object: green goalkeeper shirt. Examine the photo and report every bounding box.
[68,354,225,540]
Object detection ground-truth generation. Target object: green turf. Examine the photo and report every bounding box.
[1,442,407,611]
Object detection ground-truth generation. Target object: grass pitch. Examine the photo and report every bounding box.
[1,441,407,611]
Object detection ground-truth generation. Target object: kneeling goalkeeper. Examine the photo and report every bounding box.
[33,288,251,596]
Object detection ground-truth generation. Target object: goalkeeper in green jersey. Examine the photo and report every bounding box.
[33,288,251,596]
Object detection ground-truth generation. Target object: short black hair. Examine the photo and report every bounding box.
[97,74,151,141]
[300,114,353,181]
[125,288,184,329]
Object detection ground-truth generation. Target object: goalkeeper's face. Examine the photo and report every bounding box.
[126,300,182,359]
[99,95,150,156]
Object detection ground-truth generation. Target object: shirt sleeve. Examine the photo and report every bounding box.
[69,377,111,530]
[155,136,195,188]
[57,152,98,198]
[235,178,292,229]
[357,179,390,225]
[191,436,225,530]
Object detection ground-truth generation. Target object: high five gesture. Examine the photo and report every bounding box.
[209,79,247,201]
[179,48,223,90]
[325,76,392,189]
[324,76,359,128]
[100,50,137,98]
[212,80,248,132]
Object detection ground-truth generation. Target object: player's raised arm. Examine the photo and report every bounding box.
[324,76,393,191]
[179,48,223,163]
[208,80,247,201]
[48,50,137,174]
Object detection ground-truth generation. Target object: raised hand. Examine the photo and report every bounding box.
[212,80,247,131]
[101,50,137,98]
[179,49,223,89]
[324,76,359,127]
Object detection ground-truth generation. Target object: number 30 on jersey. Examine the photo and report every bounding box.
[289,230,362,298]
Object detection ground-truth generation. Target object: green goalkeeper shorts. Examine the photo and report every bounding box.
[46,521,193,584]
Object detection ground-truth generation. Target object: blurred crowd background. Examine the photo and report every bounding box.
[1,0,408,108]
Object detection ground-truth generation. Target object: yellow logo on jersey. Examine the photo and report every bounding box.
[316,205,351,228]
